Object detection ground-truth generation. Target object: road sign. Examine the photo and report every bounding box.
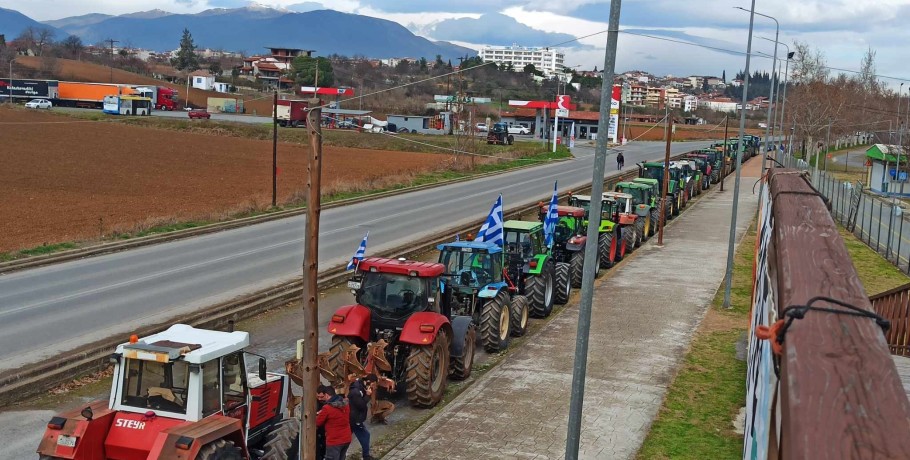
[556,108,569,117]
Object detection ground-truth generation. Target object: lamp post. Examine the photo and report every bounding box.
[758,38,791,152]
[736,6,778,176]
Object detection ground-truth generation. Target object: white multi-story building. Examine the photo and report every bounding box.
[683,95,699,112]
[478,45,565,77]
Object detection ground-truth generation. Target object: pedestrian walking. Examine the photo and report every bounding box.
[349,375,375,460]
[617,152,625,170]
[316,385,352,460]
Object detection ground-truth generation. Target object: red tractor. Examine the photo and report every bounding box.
[325,257,475,408]
[37,324,298,460]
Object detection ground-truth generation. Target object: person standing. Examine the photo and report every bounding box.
[617,151,625,170]
[316,385,351,460]
[348,375,375,460]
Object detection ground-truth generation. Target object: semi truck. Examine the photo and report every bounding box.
[56,82,138,109]
[135,85,179,111]
[0,79,177,111]
[275,99,310,127]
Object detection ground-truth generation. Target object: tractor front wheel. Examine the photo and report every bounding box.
[406,329,449,408]
[480,291,511,352]
[198,440,244,460]
[449,324,475,380]
[507,135,514,145]
[554,262,571,305]
[598,232,615,268]
[634,218,645,247]
[509,295,530,337]
[569,250,585,288]
[526,263,555,318]
[260,418,300,460]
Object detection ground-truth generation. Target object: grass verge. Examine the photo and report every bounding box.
[840,226,910,295]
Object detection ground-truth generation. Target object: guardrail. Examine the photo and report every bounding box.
[870,282,910,357]
[0,150,699,408]
[743,167,910,459]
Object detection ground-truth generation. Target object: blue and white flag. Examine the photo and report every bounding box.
[543,182,559,247]
[346,231,369,270]
[474,195,504,247]
[455,233,460,242]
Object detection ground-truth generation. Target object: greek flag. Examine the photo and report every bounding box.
[474,195,504,247]
[346,231,369,270]
[543,182,559,247]
[455,233,460,242]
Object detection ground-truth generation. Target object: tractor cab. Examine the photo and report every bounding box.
[615,182,652,216]
[39,324,293,460]
[603,192,635,218]
[502,220,555,317]
[537,204,587,243]
[437,241,504,298]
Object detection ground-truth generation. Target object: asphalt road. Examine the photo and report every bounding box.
[0,140,716,371]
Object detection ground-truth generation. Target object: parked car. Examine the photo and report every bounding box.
[476,123,488,132]
[25,98,52,109]
[188,109,211,119]
[508,125,530,135]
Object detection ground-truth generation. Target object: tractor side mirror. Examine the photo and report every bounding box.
[258,358,267,382]
[80,406,93,421]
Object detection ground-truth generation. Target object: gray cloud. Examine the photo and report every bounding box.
[429,13,577,47]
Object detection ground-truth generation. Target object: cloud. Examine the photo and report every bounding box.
[286,2,323,12]
[428,13,577,48]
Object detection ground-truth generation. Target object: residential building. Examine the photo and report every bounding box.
[238,47,313,88]
[478,44,565,77]
[190,70,215,90]
[664,87,681,109]
[629,84,646,106]
[683,95,699,112]
[645,87,665,108]
[699,97,738,112]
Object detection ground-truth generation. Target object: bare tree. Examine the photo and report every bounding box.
[60,35,84,59]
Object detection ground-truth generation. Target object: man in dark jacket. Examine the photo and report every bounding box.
[348,375,375,460]
[316,385,351,460]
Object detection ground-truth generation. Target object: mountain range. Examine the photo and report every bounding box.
[0,5,474,60]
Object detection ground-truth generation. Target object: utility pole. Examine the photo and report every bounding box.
[272,91,278,207]
[824,118,832,173]
[658,114,673,245]
[722,0,756,309]
[300,100,323,460]
[565,1,620,458]
[104,38,119,83]
[721,116,729,191]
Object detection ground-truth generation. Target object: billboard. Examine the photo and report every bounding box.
[299,86,355,96]
[609,85,621,143]
[0,79,52,98]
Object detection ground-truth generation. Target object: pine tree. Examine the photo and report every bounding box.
[722,69,726,82]
[173,28,199,71]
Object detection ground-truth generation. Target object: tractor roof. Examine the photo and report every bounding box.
[633,178,659,185]
[570,194,591,201]
[358,257,445,277]
[539,204,586,217]
[616,181,649,189]
[603,191,633,199]
[438,240,503,254]
[116,324,249,364]
[504,220,543,232]
[642,161,665,168]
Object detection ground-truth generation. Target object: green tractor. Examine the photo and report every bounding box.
[487,122,515,145]
[638,161,683,216]
[603,191,643,249]
[632,177,673,223]
[742,134,762,158]
[615,181,660,239]
[672,159,701,198]
[569,193,630,267]
[537,204,600,292]
[710,141,737,172]
[502,220,556,318]
[682,153,713,191]
[437,241,530,353]
[690,148,724,184]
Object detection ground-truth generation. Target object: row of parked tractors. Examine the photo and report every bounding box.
[36,136,760,460]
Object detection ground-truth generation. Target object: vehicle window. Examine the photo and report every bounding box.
[222,352,245,411]
[530,230,544,254]
[358,272,426,319]
[440,249,496,286]
[120,358,189,414]
[202,360,221,416]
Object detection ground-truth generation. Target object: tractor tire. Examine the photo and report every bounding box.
[711,169,720,184]
[598,232,614,269]
[507,135,514,145]
[480,290,511,352]
[672,195,680,216]
[569,250,585,288]
[406,328,449,408]
[449,324,475,380]
[634,217,645,247]
[649,208,660,236]
[615,227,627,262]
[526,263,555,318]
[554,262,571,305]
[623,224,636,254]
[326,336,364,382]
[198,439,244,460]
[509,295,530,337]
[259,418,300,460]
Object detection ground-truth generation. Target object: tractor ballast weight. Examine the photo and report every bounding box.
[567,194,627,269]
[502,220,556,318]
[487,122,514,145]
[537,204,598,292]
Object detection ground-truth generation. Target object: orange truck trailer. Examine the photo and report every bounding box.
[56,82,137,109]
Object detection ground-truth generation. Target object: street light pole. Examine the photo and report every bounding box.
[736,7,778,178]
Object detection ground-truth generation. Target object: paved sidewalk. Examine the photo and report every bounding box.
[385,158,763,460]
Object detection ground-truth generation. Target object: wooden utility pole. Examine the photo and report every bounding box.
[300,102,323,459]
[721,116,729,191]
[104,38,119,83]
[272,91,278,208]
[658,115,673,246]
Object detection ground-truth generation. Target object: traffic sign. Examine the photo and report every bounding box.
[556,108,569,117]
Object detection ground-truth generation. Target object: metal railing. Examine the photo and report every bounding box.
[870,283,910,357]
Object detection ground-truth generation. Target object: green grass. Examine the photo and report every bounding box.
[840,227,910,295]
[0,242,79,262]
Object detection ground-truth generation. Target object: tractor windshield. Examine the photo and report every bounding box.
[120,358,190,414]
[358,272,427,319]
[630,188,646,204]
[642,166,663,182]
[439,249,500,287]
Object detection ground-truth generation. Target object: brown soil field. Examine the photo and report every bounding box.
[0,107,444,252]
[619,122,763,141]
[17,56,274,115]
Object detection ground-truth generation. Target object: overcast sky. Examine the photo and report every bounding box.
[5,0,908,85]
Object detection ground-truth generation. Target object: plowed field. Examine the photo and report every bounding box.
[0,107,443,252]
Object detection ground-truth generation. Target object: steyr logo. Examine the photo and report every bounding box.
[115,419,146,429]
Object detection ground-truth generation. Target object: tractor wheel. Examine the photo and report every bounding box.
[569,250,585,288]
[634,217,645,247]
[326,336,364,382]
[449,324,475,380]
[649,208,660,236]
[672,195,680,216]
[711,169,720,184]
[623,224,636,254]
[480,290,511,352]
[615,227,627,262]
[198,439,244,460]
[507,135,514,145]
[509,295,530,337]
[406,328,449,408]
[554,262,571,305]
[526,263,555,318]
[598,232,614,268]
[259,418,300,460]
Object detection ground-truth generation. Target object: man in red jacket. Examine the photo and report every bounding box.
[316,385,352,460]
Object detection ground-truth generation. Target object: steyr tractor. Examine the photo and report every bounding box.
[615,181,659,239]
[638,161,682,216]
[503,220,556,318]
[537,204,599,291]
[325,257,475,408]
[487,122,515,145]
[436,241,531,352]
[603,191,642,249]
[568,194,627,268]
[38,324,299,460]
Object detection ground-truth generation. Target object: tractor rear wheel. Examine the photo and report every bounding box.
[326,336,364,383]
[526,263,555,318]
[509,295,530,337]
[623,224,636,254]
[649,208,660,236]
[406,329,449,408]
[480,290,511,352]
[260,418,300,460]
[711,169,720,184]
[615,227,626,262]
[554,262,571,305]
[449,324,475,380]
[569,250,585,288]
[507,135,514,145]
[672,195,680,216]
[634,218,645,247]
[198,439,243,460]
[598,233,614,268]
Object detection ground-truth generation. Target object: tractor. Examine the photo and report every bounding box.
[38,324,300,460]
[568,194,627,268]
[672,160,701,198]
[615,181,659,239]
[502,220,556,318]
[691,149,725,184]
[632,177,673,223]
[603,191,643,249]
[325,257,475,408]
[487,122,515,145]
[711,141,737,172]
[683,153,713,191]
[638,161,683,216]
[436,240,531,352]
[537,204,599,292]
